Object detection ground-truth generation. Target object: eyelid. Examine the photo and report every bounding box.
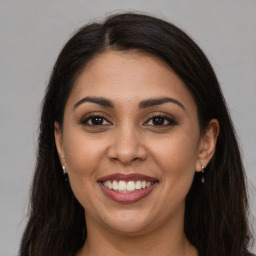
[143,112,178,126]
[79,111,177,128]
[80,112,112,126]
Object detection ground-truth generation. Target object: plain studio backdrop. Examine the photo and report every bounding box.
[0,1,255,255]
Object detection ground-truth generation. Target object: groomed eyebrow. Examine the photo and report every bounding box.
[73,96,114,110]
[139,97,185,110]
[73,96,185,111]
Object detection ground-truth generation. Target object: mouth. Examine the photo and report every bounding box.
[97,173,159,203]
[102,180,155,193]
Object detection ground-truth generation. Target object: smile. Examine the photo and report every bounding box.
[98,173,158,203]
[102,180,154,193]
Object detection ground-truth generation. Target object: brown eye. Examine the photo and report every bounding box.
[80,114,111,126]
[90,116,104,125]
[144,114,177,127]
[152,116,165,125]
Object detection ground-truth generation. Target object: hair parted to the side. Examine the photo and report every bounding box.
[19,12,252,256]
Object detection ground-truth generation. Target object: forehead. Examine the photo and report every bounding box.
[67,50,197,111]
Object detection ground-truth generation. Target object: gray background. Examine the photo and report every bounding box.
[0,1,255,255]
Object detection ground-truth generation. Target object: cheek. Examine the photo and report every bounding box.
[151,139,197,221]
[154,131,198,169]
[152,131,199,193]
[62,132,106,202]
[63,130,104,174]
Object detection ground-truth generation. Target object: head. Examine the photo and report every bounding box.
[20,13,251,256]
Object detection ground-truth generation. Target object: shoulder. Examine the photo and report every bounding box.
[242,251,255,256]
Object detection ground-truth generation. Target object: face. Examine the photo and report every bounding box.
[55,50,217,236]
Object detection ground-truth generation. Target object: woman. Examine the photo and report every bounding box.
[20,13,254,256]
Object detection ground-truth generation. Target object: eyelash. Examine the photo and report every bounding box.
[80,113,177,128]
[144,113,178,127]
[80,113,112,127]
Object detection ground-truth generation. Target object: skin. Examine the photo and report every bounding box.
[55,50,219,256]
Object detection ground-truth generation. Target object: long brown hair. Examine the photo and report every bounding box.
[20,12,252,256]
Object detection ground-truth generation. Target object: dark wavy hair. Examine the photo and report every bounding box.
[20,12,253,256]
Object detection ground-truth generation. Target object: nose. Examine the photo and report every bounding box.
[107,126,147,165]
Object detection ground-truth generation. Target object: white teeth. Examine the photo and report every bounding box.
[135,180,142,189]
[112,180,118,190]
[102,180,154,192]
[118,180,126,191]
[107,180,113,189]
[127,181,135,191]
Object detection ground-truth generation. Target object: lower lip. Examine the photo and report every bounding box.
[98,182,158,203]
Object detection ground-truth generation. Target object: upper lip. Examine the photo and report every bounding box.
[97,173,158,182]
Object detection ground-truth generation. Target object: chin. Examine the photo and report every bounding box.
[94,206,159,236]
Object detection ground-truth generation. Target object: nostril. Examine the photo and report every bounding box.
[107,144,147,164]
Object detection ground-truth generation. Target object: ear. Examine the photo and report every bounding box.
[195,119,219,172]
[54,121,66,167]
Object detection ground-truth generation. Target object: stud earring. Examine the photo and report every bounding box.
[62,165,68,181]
[201,165,205,184]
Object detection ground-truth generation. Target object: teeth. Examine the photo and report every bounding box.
[118,181,126,191]
[102,180,154,192]
[135,180,142,189]
[127,181,135,191]
[107,180,113,189]
[112,180,118,190]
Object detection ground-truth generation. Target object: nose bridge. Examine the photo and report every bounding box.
[108,122,147,164]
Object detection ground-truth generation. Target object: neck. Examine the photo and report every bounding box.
[77,211,198,256]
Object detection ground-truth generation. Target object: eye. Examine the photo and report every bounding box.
[144,114,177,127]
[80,114,112,126]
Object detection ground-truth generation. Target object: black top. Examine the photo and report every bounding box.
[244,252,255,256]
[70,249,255,255]
[70,251,255,256]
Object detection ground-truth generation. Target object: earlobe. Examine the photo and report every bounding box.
[195,119,219,172]
[54,121,66,166]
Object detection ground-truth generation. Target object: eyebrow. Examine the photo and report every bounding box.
[139,97,185,110]
[73,96,185,111]
[73,96,114,110]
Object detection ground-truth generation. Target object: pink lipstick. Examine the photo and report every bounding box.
[97,173,158,203]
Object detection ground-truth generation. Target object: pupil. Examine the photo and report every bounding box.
[92,116,103,125]
[153,116,164,125]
